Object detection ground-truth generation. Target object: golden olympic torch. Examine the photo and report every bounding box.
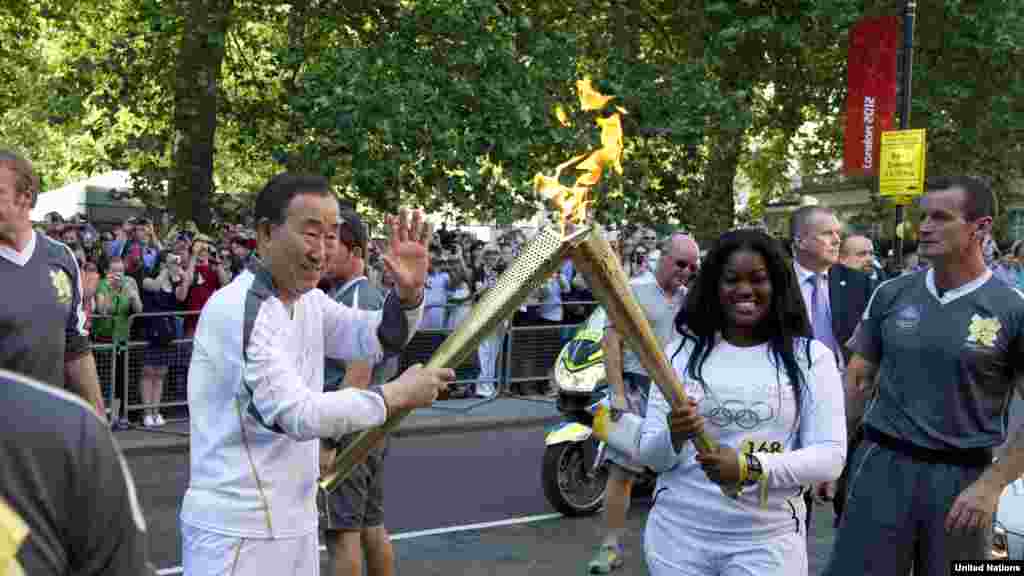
[543,79,731,495]
[568,228,723,457]
[541,81,719,452]
[321,224,592,493]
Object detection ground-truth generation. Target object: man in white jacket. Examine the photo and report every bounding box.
[180,172,452,576]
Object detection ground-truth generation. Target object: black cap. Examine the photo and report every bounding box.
[339,210,369,254]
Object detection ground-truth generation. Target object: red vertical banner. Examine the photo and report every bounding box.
[844,16,900,177]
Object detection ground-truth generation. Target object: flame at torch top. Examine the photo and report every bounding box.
[537,78,626,237]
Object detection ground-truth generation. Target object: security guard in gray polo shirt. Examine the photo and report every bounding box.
[826,176,1024,576]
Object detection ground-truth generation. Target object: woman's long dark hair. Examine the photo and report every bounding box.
[673,229,813,433]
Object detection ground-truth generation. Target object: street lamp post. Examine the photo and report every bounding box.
[894,0,916,268]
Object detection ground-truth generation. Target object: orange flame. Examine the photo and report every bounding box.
[577,77,614,111]
[535,80,624,236]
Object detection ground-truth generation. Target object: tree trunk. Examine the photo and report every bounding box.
[693,128,744,245]
[283,0,312,172]
[170,0,234,232]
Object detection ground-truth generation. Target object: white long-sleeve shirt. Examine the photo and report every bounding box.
[180,266,423,539]
[638,336,846,554]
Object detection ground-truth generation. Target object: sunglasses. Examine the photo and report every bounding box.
[675,259,698,271]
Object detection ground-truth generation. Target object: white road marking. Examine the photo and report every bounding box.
[155,512,564,575]
[389,512,564,540]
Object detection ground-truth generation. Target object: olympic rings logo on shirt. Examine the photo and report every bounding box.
[702,399,776,430]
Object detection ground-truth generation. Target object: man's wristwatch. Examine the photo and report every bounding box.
[743,454,763,486]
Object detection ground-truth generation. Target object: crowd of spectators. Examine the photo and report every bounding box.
[36,213,256,427]
[67,208,1024,412]
[35,209,676,418]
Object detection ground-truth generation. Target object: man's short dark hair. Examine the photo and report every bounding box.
[789,205,834,242]
[338,210,369,255]
[925,176,996,221]
[254,172,332,228]
[0,149,41,208]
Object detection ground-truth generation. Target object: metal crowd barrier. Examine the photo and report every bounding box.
[91,301,599,426]
[504,324,573,387]
[90,335,117,421]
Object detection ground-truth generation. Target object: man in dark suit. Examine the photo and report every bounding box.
[790,206,873,366]
[789,206,874,528]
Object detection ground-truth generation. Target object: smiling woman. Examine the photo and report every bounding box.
[635,228,846,576]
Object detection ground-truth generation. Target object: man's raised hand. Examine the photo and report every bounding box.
[382,208,433,305]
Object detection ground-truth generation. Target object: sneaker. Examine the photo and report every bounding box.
[587,543,624,574]
[143,414,156,428]
[153,413,166,427]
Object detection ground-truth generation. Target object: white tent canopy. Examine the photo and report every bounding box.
[30,171,133,222]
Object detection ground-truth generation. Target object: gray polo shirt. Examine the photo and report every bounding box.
[324,276,399,392]
[1,370,152,575]
[0,232,91,390]
[609,279,684,378]
[855,269,1024,451]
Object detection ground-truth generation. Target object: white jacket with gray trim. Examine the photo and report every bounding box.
[180,265,423,539]
[637,336,845,560]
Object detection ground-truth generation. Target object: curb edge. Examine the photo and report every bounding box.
[120,414,563,457]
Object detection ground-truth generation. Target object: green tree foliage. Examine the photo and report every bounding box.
[290,0,579,223]
[912,0,1024,194]
[2,0,1023,239]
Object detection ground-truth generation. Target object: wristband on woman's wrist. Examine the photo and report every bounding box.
[736,450,749,487]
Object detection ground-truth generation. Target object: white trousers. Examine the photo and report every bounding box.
[476,332,503,397]
[182,523,319,576]
[644,523,806,576]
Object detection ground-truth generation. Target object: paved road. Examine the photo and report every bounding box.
[128,425,556,569]
[386,502,837,576]
[127,424,838,574]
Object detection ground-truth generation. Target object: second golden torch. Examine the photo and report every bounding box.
[569,229,719,453]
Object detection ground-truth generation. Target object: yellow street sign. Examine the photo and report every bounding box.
[880,129,926,198]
